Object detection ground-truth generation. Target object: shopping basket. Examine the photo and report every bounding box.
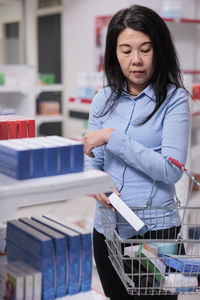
[100,157,200,296]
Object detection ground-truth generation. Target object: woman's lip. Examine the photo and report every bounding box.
[132,71,144,73]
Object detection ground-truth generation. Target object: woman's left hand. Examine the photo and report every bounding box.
[82,128,114,157]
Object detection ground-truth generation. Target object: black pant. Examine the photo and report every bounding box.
[93,228,181,300]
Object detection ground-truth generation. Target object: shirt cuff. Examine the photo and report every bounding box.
[106,130,125,156]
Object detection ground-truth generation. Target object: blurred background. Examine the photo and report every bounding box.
[1,1,200,297]
[0,0,199,138]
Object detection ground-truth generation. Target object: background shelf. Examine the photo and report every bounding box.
[163,17,200,24]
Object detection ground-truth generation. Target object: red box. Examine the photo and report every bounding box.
[193,83,200,100]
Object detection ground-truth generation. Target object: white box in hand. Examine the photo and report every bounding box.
[109,193,145,232]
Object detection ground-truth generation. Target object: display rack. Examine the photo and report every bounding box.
[57,289,108,299]
[0,169,114,223]
[36,83,63,96]
[163,17,200,24]
[0,65,66,135]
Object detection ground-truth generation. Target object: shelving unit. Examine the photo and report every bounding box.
[0,65,66,135]
[163,17,200,24]
[36,83,63,96]
[0,169,114,223]
[57,289,108,300]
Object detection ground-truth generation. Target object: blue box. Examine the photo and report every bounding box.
[19,217,67,298]
[0,140,30,179]
[43,214,92,292]
[32,216,81,295]
[9,139,45,178]
[6,220,55,300]
[47,136,84,173]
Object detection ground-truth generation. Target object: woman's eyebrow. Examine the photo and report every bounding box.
[118,41,152,47]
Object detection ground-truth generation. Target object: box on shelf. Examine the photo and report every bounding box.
[0,115,35,140]
[38,101,60,115]
[40,73,56,85]
[0,72,5,85]
[6,219,55,300]
[43,214,92,292]
[0,136,84,179]
[19,217,66,298]
[32,216,81,295]
[0,263,24,300]
[193,83,200,100]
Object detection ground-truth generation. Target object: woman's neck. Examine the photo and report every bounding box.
[128,82,148,97]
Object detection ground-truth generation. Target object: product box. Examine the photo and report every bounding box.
[11,261,42,300]
[158,253,200,273]
[32,215,81,295]
[137,243,166,282]
[38,101,60,115]
[108,193,147,233]
[19,217,66,298]
[0,140,31,179]
[6,219,55,300]
[27,137,58,176]
[193,83,200,100]
[45,136,71,175]
[9,261,33,300]
[0,263,24,300]
[9,139,45,178]
[161,273,198,293]
[43,214,92,292]
[0,222,6,253]
[46,136,84,173]
[0,115,35,140]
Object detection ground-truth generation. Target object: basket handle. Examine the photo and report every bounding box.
[168,157,187,171]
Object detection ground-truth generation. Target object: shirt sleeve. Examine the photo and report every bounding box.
[106,88,190,184]
[84,90,106,171]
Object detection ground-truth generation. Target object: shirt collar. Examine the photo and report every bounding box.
[122,82,156,102]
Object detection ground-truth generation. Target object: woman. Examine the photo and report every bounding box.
[83,5,190,300]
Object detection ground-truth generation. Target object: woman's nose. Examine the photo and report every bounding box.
[130,51,142,65]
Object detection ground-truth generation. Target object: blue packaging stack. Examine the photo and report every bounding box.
[32,216,81,295]
[43,214,92,292]
[0,136,84,179]
[6,219,55,300]
[19,217,67,298]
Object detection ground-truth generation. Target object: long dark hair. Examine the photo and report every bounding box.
[100,5,185,124]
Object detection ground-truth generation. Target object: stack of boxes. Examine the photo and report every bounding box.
[0,115,35,140]
[0,136,84,179]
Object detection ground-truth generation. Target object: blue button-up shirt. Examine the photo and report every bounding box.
[85,84,190,239]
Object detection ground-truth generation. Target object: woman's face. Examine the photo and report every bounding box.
[116,28,154,94]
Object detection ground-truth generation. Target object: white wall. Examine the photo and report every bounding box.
[62,0,200,99]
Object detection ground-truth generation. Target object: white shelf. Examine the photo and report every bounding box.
[0,169,114,222]
[192,115,200,129]
[57,289,108,299]
[0,86,25,94]
[69,102,91,113]
[35,114,64,126]
[37,84,63,95]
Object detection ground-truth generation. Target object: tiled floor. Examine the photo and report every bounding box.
[12,195,200,300]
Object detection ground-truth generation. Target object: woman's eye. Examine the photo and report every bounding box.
[122,51,131,54]
[141,48,151,53]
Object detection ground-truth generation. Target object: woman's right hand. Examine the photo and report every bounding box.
[90,186,121,212]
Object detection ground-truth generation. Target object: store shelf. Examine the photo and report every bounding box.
[57,289,108,299]
[0,169,114,222]
[192,114,200,129]
[163,17,200,24]
[36,84,63,95]
[0,86,26,94]
[182,70,200,75]
[69,102,91,113]
[35,114,64,126]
